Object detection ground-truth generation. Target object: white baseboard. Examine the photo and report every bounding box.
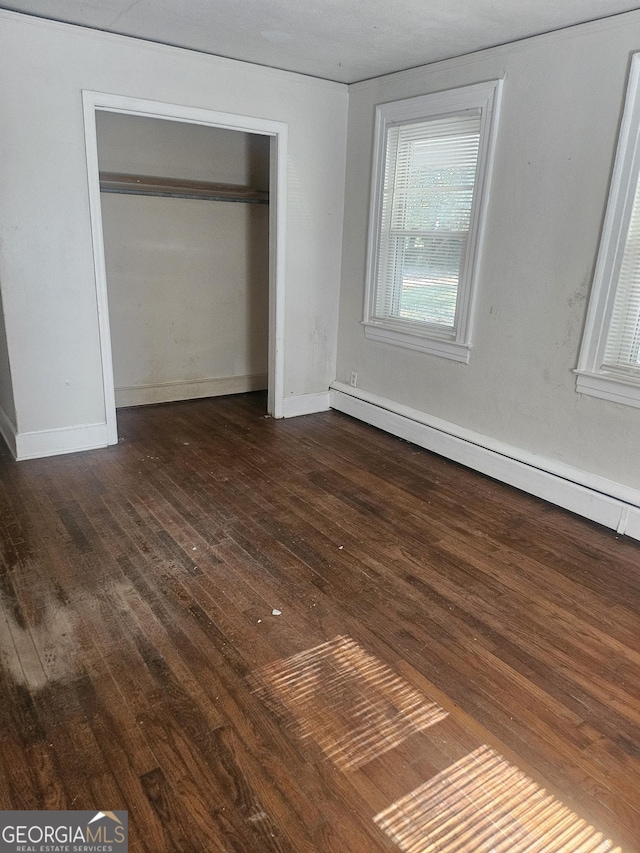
[624,510,640,541]
[15,421,110,461]
[283,391,330,418]
[115,373,268,408]
[0,404,17,458]
[330,382,640,542]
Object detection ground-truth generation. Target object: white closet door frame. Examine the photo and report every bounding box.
[82,90,288,445]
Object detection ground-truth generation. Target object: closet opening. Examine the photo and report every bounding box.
[82,92,288,446]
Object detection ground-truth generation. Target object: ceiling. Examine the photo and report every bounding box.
[2,0,640,83]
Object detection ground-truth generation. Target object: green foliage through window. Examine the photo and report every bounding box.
[375,115,481,330]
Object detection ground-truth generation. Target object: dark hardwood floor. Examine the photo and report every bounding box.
[0,391,639,851]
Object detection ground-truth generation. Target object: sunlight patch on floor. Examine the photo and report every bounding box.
[374,744,622,852]
[250,635,448,771]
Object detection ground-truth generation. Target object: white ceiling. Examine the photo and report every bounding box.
[2,0,640,83]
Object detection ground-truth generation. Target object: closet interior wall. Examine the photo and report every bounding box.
[96,111,270,408]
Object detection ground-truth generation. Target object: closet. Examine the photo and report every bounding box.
[95,111,270,408]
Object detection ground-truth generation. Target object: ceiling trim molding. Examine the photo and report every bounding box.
[349,5,640,89]
[0,8,348,89]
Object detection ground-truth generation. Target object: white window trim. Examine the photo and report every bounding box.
[576,52,640,408]
[363,80,503,363]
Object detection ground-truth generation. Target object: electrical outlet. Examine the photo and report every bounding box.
[350,371,358,387]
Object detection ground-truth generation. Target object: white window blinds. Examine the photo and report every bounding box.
[364,81,502,363]
[374,113,481,330]
[576,52,640,407]
[602,173,640,373]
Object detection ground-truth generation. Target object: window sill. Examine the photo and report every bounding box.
[574,369,640,409]
[363,322,471,363]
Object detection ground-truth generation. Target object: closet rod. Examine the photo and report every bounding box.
[99,172,269,204]
[101,187,268,203]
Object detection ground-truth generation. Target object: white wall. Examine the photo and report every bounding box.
[96,113,269,406]
[337,11,640,496]
[0,10,347,454]
[101,195,269,406]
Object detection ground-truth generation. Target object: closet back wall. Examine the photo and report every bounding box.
[96,112,270,407]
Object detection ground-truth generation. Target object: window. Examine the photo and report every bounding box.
[363,81,503,363]
[576,52,640,408]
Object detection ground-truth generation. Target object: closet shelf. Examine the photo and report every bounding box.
[99,172,269,204]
